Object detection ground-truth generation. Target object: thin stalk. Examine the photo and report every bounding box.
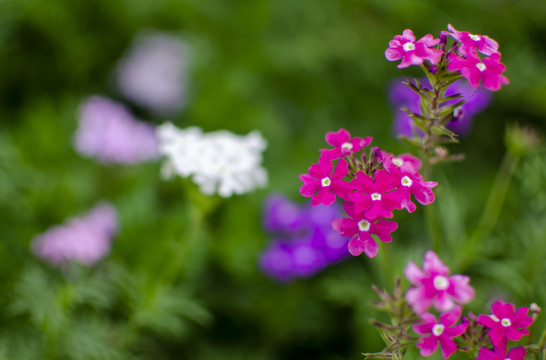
[379,242,395,288]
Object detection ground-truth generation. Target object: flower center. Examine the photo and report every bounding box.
[469,34,481,41]
[358,219,371,232]
[371,192,382,201]
[501,318,512,327]
[341,142,353,151]
[403,42,415,52]
[321,177,331,187]
[453,106,464,119]
[476,62,486,72]
[392,157,404,167]
[401,176,413,187]
[432,324,445,336]
[433,275,450,291]
[490,315,500,322]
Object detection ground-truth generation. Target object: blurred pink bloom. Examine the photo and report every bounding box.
[477,346,526,360]
[442,24,499,57]
[448,53,509,91]
[405,251,475,314]
[299,158,351,206]
[31,203,118,266]
[74,96,159,164]
[319,128,372,161]
[413,306,468,359]
[478,301,533,346]
[385,29,443,69]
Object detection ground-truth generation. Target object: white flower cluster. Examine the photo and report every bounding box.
[156,123,268,197]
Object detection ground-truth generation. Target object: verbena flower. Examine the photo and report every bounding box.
[347,170,399,220]
[478,301,533,346]
[31,203,118,266]
[114,30,190,116]
[319,128,372,161]
[390,78,492,137]
[413,306,468,359]
[259,195,349,281]
[332,202,398,258]
[156,123,268,197]
[74,96,160,164]
[299,158,352,206]
[448,53,509,91]
[442,24,499,57]
[476,346,526,360]
[385,29,443,69]
[405,251,475,314]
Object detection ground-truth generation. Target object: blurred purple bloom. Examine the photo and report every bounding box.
[74,96,159,164]
[115,30,190,116]
[259,195,350,282]
[390,78,491,137]
[31,203,118,266]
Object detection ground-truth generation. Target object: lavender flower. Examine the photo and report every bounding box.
[114,30,190,116]
[74,96,159,164]
[31,203,118,266]
[390,78,491,137]
[259,195,349,282]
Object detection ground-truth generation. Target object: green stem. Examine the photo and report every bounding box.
[379,242,395,288]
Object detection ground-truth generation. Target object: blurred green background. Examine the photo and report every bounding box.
[1,0,546,359]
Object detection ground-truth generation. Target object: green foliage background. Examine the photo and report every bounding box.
[0,0,545,359]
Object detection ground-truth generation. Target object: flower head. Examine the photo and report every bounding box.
[299,158,351,206]
[31,203,118,266]
[319,128,372,161]
[413,306,469,359]
[442,24,499,57]
[385,29,443,69]
[478,301,533,346]
[74,96,160,164]
[448,53,509,91]
[405,251,475,314]
[477,346,526,360]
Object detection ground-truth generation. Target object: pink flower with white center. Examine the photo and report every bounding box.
[476,346,526,360]
[413,306,469,359]
[385,29,443,69]
[478,301,533,346]
[319,128,372,161]
[382,152,422,175]
[348,170,400,220]
[405,251,475,314]
[442,24,499,57]
[331,202,397,258]
[299,159,352,206]
[382,156,438,213]
[448,53,509,91]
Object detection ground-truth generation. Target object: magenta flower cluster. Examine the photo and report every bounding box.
[385,24,509,91]
[299,128,438,258]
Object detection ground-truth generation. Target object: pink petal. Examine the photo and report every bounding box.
[423,251,450,276]
[385,48,403,61]
[362,236,379,258]
[507,346,526,360]
[488,326,506,346]
[477,347,498,360]
[404,261,427,285]
[506,327,528,341]
[401,29,416,42]
[348,236,366,256]
[300,181,319,197]
[434,293,455,313]
[444,322,468,337]
[331,217,357,237]
[440,306,462,327]
[448,275,475,303]
[438,336,457,359]
[313,187,335,206]
[412,184,436,205]
[325,128,350,146]
[332,159,348,179]
[417,336,439,357]
[406,287,432,314]
[478,314,499,328]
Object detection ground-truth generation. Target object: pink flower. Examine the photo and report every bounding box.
[448,53,509,91]
[477,346,526,360]
[320,128,372,161]
[442,24,499,57]
[382,152,422,175]
[405,251,475,314]
[332,203,397,258]
[385,29,443,69]
[348,170,399,220]
[382,156,437,213]
[299,159,352,206]
[478,301,533,346]
[413,306,468,359]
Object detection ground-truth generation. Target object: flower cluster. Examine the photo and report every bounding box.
[390,78,491,138]
[259,195,349,282]
[385,25,509,91]
[31,203,118,266]
[299,128,438,258]
[156,122,268,197]
[74,96,160,164]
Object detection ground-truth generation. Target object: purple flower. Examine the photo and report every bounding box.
[442,24,499,58]
[385,29,443,69]
[405,251,475,314]
[31,203,118,266]
[478,301,533,346]
[299,158,352,206]
[259,195,349,282]
[477,346,526,360]
[319,128,372,161]
[390,78,492,137]
[74,96,160,164]
[448,53,509,91]
[114,31,190,116]
[413,306,468,359]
